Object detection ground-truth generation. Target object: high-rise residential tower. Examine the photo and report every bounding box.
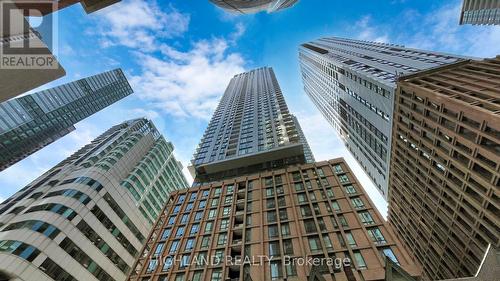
[0,118,189,281]
[291,114,315,163]
[0,68,133,171]
[298,37,466,199]
[209,0,298,14]
[127,159,421,281]
[188,67,311,182]
[459,0,500,25]
[388,57,500,280]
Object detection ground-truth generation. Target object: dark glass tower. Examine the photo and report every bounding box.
[209,0,298,14]
[0,68,133,171]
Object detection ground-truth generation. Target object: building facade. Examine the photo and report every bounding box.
[11,0,121,15]
[0,68,133,171]
[298,37,466,199]
[291,114,315,163]
[459,0,500,25]
[388,57,500,280]
[189,67,310,182]
[209,0,298,14]
[128,159,420,281]
[0,118,189,281]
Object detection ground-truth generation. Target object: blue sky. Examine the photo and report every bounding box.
[1,0,499,217]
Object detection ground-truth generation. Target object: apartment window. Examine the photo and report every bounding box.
[169,240,179,254]
[147,259,157,273]
[300,206,312,217]
[214,188,222,196]
[277,196,286,207]
[351,197,365,209]
[266,198,276,209]
[163,256,173,271]
[222,207,231,216]
[201,236,210,248]
[217,233,227,245]
[368,227,386,244]
[190,224,199,235]
[205,222,213,232]
[339,215,348,227]
[269,241,280,256]
[283,239,293,255]
[185,238,195,250]
[285,263,297,276]
[211,198,219,207]
[317,168,325,177]
[167,216,176,225]
[308,236,322,251]
[211,269,223,281]
[189,193,197,202]
[304,219,316,233]
[268,225,279,238]
[176,227,185,237]
[264,187,274,197]
[353,252,367,269]
[297,193,307,203]
[160,229,171,240]
[208,209,217,219]
[186,203,194,211]
[294,183,304,191]
[202,190,209,198]
[323,235,333,249]
[199,200,206,209]
[281,223,291,236]
[279,209,288,220]
[267,211,277,223]
[220,219,229,231]
[337,233,346,247]
[214,250,224,264]
[196,252,207,267]
[346,232,356,246]
[177,195,186,203]
[175,273,185,281]
[194,211,203,221]
[192,271,203,281]
[381,248,399,265]
[333,164,343,173]
[345,185,356,195]
[154,242,165,257]
[317,218,327,231]
[339,175,349,183]
[359,211,375,225]
[180,214,189,224]
[224,196,233,204]
[270,261,283,280]
[331,200,341,212]
[173,205,181,214]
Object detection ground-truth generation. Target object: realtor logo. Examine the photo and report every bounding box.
[0,0,59,69]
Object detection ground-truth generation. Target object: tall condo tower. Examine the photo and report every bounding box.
[298,37,466,199]
[291,114,315,163]
[128,159,421,281]
[0,68,133,171]
[209,0,298,14]
[0,118,189,281]
[189,67,312,182]
[388,57,500,280]
[459,0,500,25]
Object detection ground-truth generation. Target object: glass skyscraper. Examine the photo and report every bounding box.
[460,0,500,25]
[209,0,298,14]
[0,118,188,281]
[188,67,312,182]
[298,37,466,199]
[0,68,133,171]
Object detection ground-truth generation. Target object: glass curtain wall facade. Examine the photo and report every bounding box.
[0,68,133,171]
[0,118,188,281]
[209,0,298,14]
[298,37,466,199]
[459,0,500,25]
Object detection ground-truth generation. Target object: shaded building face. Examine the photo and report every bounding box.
[209,0,298,14]
[298,36,466,199]
[388,57,500,280]
[189,67,312,183]
[128,159,421,281]
[0,68,133,171]
[0,118,189,281]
